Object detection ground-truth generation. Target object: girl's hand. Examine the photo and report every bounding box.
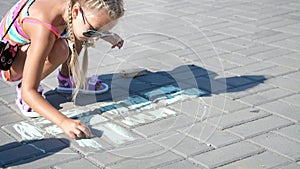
[102,33,124,49]
[59,118,92,139]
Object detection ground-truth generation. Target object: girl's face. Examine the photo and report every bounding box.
[72,5,115,41]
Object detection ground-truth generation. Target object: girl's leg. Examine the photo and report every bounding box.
[9,38,70,82]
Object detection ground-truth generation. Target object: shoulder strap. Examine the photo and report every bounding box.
[22,17,61,38]
[1,0,28,40]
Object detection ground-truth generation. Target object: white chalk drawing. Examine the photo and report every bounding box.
[11,85,206,150]
[44,125,63,136]
[121,108,177,127]
[75,139,103,150]
[94,123,137,145]
[13,122,45,140]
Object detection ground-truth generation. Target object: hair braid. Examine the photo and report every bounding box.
[67,0,86,100]
[66,0,124,100]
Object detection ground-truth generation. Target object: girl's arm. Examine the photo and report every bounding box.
[21,21,91,139]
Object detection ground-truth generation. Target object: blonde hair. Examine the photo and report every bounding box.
[67,0,124,100]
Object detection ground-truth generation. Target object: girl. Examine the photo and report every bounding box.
[0,0,124,139]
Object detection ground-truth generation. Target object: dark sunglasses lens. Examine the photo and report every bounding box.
[83,30,97,37]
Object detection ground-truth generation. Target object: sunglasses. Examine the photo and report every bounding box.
[80,8,113,39]
[82,30,114,39]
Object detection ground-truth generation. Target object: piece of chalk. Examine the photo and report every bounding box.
[120,68,147,78]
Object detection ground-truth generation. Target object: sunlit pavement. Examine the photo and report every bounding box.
[1,0,300,168]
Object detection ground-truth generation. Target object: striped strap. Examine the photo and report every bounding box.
[22,17,61,38]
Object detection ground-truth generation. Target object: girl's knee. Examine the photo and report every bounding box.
[49,39,70,63]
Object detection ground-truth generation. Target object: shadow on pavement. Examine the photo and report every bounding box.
[0,138,70,168]
[44,64,266,108]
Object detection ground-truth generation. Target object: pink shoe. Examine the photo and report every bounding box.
[15,83,43,118]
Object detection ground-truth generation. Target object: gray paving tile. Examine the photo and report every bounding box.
[206,108,270,130]
[259,100,300,122]
[151,131,213,158]
[266,76,300,93]
[133,114,195,138]
[0,130,21,152]
[157,160,204,169]
[280,94,300,107]
[227,115,294,139]
[108,151,183,169]
[274,124,300,143]
[238,88,294,106]
[10,148,80,169]
[190,141,264,169]
[218,151,289,169]
[1,0,300,168]
[88,140,163,167]
[169,99,223,120]
[178,122,241,148]
[54,158,99,169]
[250,132,300,161]
[0,144,43,167]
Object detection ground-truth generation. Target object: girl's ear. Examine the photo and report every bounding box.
[72,2,81,19]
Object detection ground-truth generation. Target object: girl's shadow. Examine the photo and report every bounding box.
[44,64,266,108]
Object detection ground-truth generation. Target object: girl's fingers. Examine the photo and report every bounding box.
[77,123,92,138]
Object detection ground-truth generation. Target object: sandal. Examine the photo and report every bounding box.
[56,71,109,95]
[15,83,43,118]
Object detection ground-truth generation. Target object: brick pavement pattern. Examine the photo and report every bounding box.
[0,0,300,168]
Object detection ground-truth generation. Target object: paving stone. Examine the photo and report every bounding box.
[228,61,275,76]
[198,94,250,113]
[107,151,183,169]
[234,45,275,57]
[266,56,300,69]
[278,163,300,169]
[259,100,300,122]
[0,130,21,152]
[88,140,163,167]
[220,53,258,67]
[200,56,240,71]
[271,39,300,52]
[190,141,264,169]
[225,82,275,100]
[0,112,25,126]
[252,65,296,78]
[178,122,241,148]
[206,108,270,130]
[133,114,195,138]
[118,107,178,128]
[284,71,300,82]
[10,148,80,169]
[54,158,99,169]
[0,144,44,167]
[91,122,142,147]
[274,124,300,143]
[255,32,295,44]
[169,99,223,120]
[280,94,300,107]
[212,41,246,53]
[227,115,294,139]
[242,30,280,41]
[238,88,294,106]
[250,132,300,161]
[266,76,300,93]
[152,131,213,158]
[218,151,289,169]
[157,160,204,169]
[0,105,14,117]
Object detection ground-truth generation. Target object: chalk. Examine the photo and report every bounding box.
[120,68,147,78]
